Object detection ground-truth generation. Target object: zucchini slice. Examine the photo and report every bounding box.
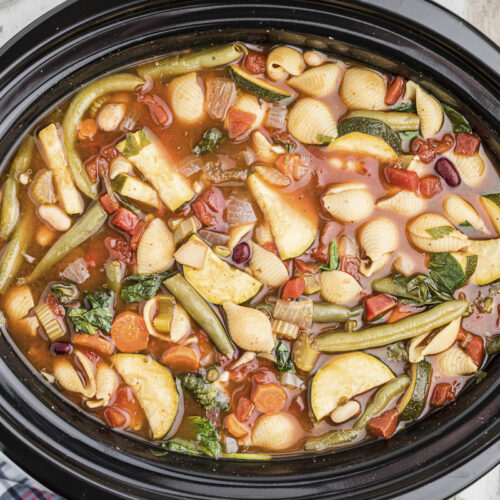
[343,110,420,131]
[183,235,262,304]
[228,65,291,102]
[112,173,161,208]
[480,194,500,234]
[112,354,178,439]
[465,238,500,285]
[397,359,432,421]
[247,173,318,260]
[311,352,394,420]
[327,131,398,162]
[338,117,402,154]
[116,130,194,211]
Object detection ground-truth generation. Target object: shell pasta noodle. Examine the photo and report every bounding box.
[0,41,499,458]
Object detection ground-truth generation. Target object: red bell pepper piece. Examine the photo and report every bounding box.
[191,198,217,227]
[430,383,455,407]
[281,277,305,300]
[365,294,396,321]
[454,132,480,156]
[368,409,399,438]
[387,302,421,323]
[419,175,442,198]
[111,207,139,235]
[385,166,419,191]
[100,193,120,214]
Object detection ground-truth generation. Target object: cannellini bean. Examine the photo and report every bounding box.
[330,400,361,423]
[97,103,127,132]
[303,50,324,67]
[109,156,133,179]
[36,225,57,246]
[38,204,72,231]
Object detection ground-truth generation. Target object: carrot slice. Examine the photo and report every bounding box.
[225,413,248,438]
[73,333,115,355]
[252,383,287,414]
[110,311,149,353]
[281,277,305,300]
[161,345,199,372]
[78,118,98,140]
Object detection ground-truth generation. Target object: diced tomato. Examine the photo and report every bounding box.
[275,153,307,180]
[294,259,319,274]
[454,132,480,156]
[104,407,127,428]
[262,241,279,256]
[236,396,254,422]
[340,256,361,280]
[137,94,172,126]
[466,335,484,366]
[385,166,419,191]
[312,222,341,263]
[101,145,119,162]
[105,237,134,264]
[367,408,399,438]
[191,198,217,227]
[387,302,421,323]
[430,383,455,407]
[227,108,256,138]
[457,327,469,343]
[281,277,305,300]
[385,76,405,105]
[113,385,144,430]
[100,193,120,214]
[46,292,65,318]
[111,207,139,235]
[78,118,98,141]
[365,294,396,321]
[244,51,267,74]
[225,413,248,438]
[410,138,436,164]
[202,186,227,213]
[419,176,442,198]
[129,220,146,251]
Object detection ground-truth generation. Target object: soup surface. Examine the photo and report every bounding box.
[0,42,499,457]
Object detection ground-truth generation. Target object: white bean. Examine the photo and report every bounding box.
[97,103,127,132]
[330,400,361,424]
[38,204,72,231]
[303,50,324,67]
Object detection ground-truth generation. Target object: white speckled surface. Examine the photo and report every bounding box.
[0,0,498,498]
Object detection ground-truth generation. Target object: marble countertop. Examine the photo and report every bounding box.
[0,1,498,499]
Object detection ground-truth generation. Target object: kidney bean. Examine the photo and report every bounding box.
[435,157,461,186]
[385,76,405,105]
[410,138,436,164]
[50,342,73,355]
[454,132,480,156]
[430,383,455,407]
[233,242,250,264]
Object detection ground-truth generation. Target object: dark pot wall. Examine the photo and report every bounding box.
[0,1,498,499]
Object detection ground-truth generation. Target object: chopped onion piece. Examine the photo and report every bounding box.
[224,436,239,454]
[61,258,89,284]
[206,78,235,120]
[266,104,287,129]
[226,199,257,226]
[178,155,204,177]
[198,229,230,246]
[280,371,305,389]
[240,149,257,166]
[273,299,313,330]
[120,110,141,132]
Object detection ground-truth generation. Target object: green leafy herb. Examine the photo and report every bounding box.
[486,336,500,355]
[275,342,295,373]
[459,220,473,229]
[177,373,229,410]
[121,271,170,303]
[425,225,454,240]
[165,438,200,455]
[117,130,150,157]
[473,370,487,384]
[320,240,339,271]
[193,128,225,155]
[399,130,420,141]
[273,134,296,155]
[66,291,113,335]
[394,101,417,113]
[387,341,409,362]
[428,253,477,295]
[120,197,141,215]
[317,134,334,144]
[189,416,222,457]
[51,283,79,304]
[442,103,472,133]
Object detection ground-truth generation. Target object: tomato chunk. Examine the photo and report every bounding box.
[466,335,484,366]
[294,259,319,274]
[105,236,134,264]
[340,256,361,281]
[202,186,227,213]
[236,396,254,422]
[367,408,399,438]
[281,277,305,300]
[227,108,256,138]
[430,383,455,407]
[454,132,480,156]
[46,292,65,318]
[385,76,405,105]
[244,51,267,74]
[387,302,422,323]
[137,94,172,126]
[111,207,138,235]
[191,198,217,227]
[100,193,120,214]
[104,407,127,428]
[385,166,419,191]
[365,294,396,321]
[275,153,307,180]
[419,175,442,198]
[410,138,436,163]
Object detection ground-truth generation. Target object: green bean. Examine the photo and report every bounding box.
[0,136,35,241]
[304,430,358,452]
[0,207,35,294]
[486,335,500,355]
[163,273,234,357]
[105,260,123,298]
[27,202,107,283]
[313,303,363,323]
[221,453,272,460]
[138,43,246,79]
[62,73,145,199]
[354,375,410,430]
[314,300,468,352]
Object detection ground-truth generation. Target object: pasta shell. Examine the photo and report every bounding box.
[166,72,204,123]
[87,363,118,408]
[137,218,174,274]
[339,67,386,110]
[358,217,398,262]
[225,93,267,132]
[170,304,191,342]
[251,413,302,451]
[402,80,418,101]
[223,302,275,353]
[287,63,342,97]
[320,270,362,303]
[443,195,489,233]
[248,241,289,287]
[359,253,391,278]
[287,98,337,144]
[4,285,34,322]
[376,190,426,217]
[54,350,96,398]
[416,86,443,138]
[407,212,468,252]
[322,182,374,223]
[438,345,477,376]
[266,46,305,80]
[444,151,485,187]
[408,317,461,363]
[392,252,416,276]
[252,131,280,163]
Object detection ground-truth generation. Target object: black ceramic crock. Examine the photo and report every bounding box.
[0,1,498,498]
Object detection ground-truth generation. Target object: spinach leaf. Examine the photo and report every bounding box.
[193,128,225,155]
[121,271,170,303]
[119,130,150,157]
[273,133,296,155]
[66,291,113,335]
[51,283,79,304]
[387,341,409,362]
[189,416,222,457]
[459,220,473,229]
[425,225,454,240]
[394,101,417,113]
[428,253,477,295]
[320,240,339,271]
[442,103,472,133]
[275,342,295,373]
[177,374,229,410]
